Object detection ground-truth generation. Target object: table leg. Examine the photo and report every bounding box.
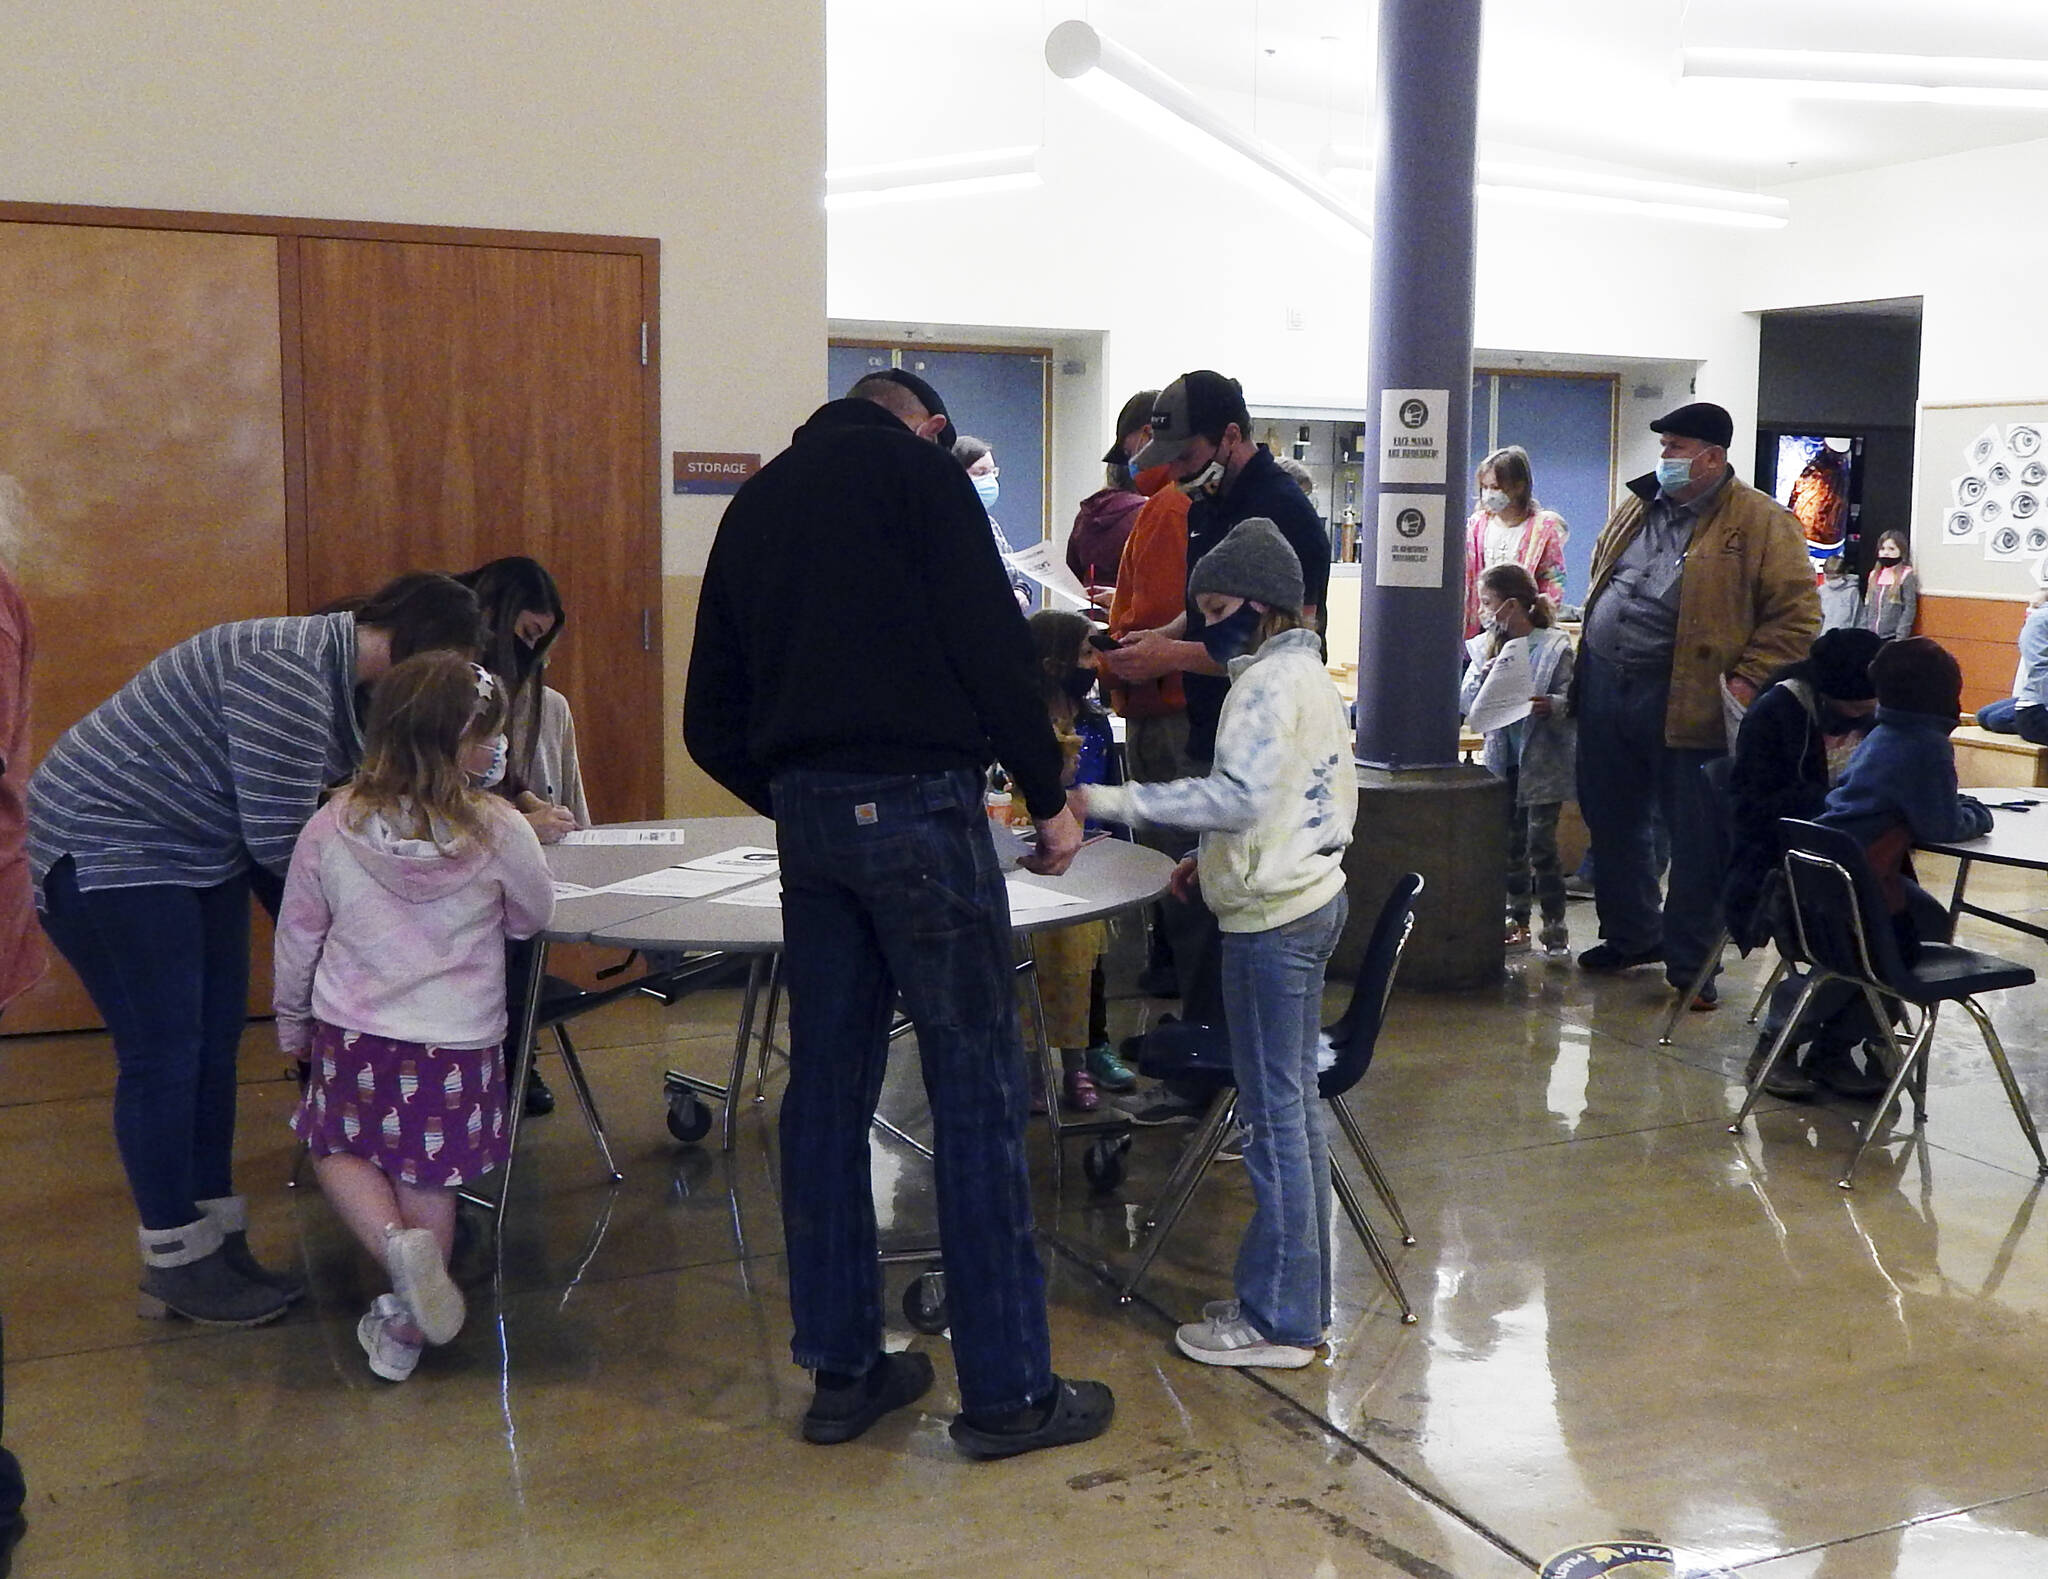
[720,954,770,1153]
[475,936,550,1247]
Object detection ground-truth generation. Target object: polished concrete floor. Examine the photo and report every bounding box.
[7,853,2048,1577]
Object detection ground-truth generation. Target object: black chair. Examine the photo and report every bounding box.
[1117,874,1424,1325]
[1730,819,2048,1189]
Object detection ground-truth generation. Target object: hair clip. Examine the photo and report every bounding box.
[469,662,499,708]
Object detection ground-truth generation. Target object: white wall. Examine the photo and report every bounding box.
[0,0,827,814]
[0,0,828,581]
[827,20,1766,527]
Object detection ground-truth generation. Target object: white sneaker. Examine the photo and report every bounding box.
[357,1294,423,1382]
[385,1226,465,1346]
[1174,1299,1318,1369]
[1215,1123,1249,1163]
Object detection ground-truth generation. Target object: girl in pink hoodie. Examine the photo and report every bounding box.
[275,653,554,1381]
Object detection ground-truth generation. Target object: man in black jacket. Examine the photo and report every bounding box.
[685,370,1112,1460]
[1104,370,1332,765]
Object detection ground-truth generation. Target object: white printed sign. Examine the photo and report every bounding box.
[1003,542,1091,607]
[1378,388,1450,485]
[1374,492,1446,588]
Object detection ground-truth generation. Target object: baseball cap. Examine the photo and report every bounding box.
[1131,371,1250,470]
[1103,389,1160,464]
[860,368,958,450]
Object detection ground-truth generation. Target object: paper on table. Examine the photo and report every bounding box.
[552,880,598,900]
[710,878,783,907]
[596,867,758,899]
[560,827,687,846]
[1004,877,1089,912]
[1463,635,1535,735]
[684,846,781,874]
[1003,542,1091,608]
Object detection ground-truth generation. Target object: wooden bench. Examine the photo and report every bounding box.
[1953,723,2048,789]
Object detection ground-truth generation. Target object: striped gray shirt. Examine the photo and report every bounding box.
[29,613,363,895]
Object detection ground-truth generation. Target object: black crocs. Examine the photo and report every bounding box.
[801,1351,935,1445]
[948,1375,1115,1460]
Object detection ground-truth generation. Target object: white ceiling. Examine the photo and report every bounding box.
[1075,0,2048,189]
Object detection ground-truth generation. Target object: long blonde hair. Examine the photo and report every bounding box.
[345,652,507,852]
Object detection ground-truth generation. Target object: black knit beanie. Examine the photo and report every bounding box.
[1869,636,1963,720]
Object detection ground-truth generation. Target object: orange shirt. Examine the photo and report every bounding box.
[1106,486,1191,718]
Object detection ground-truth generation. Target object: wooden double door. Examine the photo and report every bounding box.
[0,208,661,1033]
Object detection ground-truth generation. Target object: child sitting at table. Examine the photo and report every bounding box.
[1819,636,1990,961]
[1023,611,1136,1110]
[274,654,554,1381]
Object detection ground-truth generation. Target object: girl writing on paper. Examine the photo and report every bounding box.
[1460,563,1577,957]
[1022,610,1137,1110]
[275,654,554,1382]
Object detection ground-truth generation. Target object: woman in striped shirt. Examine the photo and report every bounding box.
[30,572,482,1328]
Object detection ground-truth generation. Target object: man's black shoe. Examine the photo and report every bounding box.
[802,1351,934,1445]
[949,1375,1115,1460]
[1577,942,1663,973]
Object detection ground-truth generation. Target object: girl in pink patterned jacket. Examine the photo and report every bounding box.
[275,653,554,1381]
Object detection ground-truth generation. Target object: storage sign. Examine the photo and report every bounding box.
[673,451,762,495]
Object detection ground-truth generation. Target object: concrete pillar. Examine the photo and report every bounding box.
[1344,0,1504,990]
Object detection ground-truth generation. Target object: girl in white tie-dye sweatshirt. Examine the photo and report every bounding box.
[1077,517,1357,1372]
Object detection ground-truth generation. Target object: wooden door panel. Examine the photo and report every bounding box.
[0,222,289,1033]
[297,239,659,821]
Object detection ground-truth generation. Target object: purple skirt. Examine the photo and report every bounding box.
[290,1020,509,1188]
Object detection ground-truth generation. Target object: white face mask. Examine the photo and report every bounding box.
[1480,488,1510,514]
[1178,458,1226,498]
[470,733,509,790]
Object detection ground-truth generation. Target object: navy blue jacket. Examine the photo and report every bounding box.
[1184,446,1332,762]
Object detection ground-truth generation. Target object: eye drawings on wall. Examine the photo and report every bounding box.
[1947,421,2048,577]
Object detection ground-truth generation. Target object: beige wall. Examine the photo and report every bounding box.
[0,1,828,814]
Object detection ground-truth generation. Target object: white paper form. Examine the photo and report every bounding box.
[1003,542,1092,608]
[1004,877,1090,912]
[594,867,758,900]
[560,827,687,847]
[710,878,784,907]
[685,846,781,875]
[1463,635,1536,735]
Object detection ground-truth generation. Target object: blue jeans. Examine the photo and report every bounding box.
[37,857,252,1231]
[1221,891,1347,1347]
[1575,650,1727,989]
[771,767,1052,1414]
[1976,696,2048,744]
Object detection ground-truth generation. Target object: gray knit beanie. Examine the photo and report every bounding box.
[1187,518,1304,612]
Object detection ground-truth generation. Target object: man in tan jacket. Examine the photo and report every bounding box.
[1574,401,1820,1003]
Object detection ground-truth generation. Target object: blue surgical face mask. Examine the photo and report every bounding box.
[1656,456,1697,494]
[973,473,1000,512]
[1200,603,1263,664]
[470,733,508,790]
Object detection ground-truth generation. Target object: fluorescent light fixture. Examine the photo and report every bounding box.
[1682,47,2048,111]
[1044,19,1371,240]
[1321,143,1788,229]
[824,146,1041,211]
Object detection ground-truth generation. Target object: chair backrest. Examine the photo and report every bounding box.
[1318,872,1424,1100]
[1776,818,1911,990]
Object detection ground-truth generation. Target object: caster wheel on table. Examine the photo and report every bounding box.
[902,1269,949,1334]
[666,1094,713,1145]
[1082,1135,1130,1193]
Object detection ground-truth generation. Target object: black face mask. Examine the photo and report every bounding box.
[1062,668,1097,701]
[1200,604,1263,664]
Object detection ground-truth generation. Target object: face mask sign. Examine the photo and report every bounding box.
[1200,603,1264,664]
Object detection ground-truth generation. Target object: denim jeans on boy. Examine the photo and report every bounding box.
[1221,890,1347,1348]
[36,856,253,1231]
[771,767,1052,1415]
[1975,696,2048,744]
[1574,649,1727,990]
